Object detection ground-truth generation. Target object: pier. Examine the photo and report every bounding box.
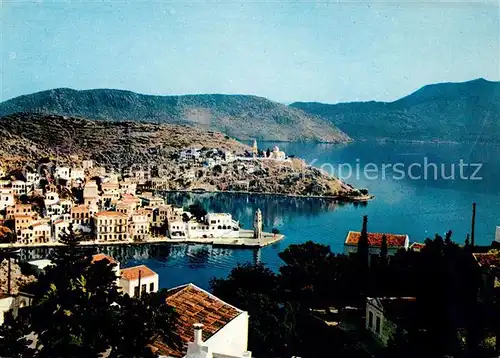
[0,230,284,250]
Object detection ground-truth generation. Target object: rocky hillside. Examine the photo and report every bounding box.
[0,88,349,143]
[291,78,500,142]
[0,112,250,169]
[0,113,366,199]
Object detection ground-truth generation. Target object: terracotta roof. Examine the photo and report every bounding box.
[14,214,33,219]
[91,253,118,265]
[410,242,426,251]
[473,253,500,268]
[71,205,89,212]
[345,231,408,248]
[152,283,242,357]
[95,211,127,217]
[120,265,157,280]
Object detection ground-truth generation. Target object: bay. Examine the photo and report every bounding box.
[19,141,500,290]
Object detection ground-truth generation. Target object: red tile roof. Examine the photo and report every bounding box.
[473,253,500,268]
[95,211,127,218]
[152,283,242,357]
[120,265,157,281]
[91,253,118,265]
[345,231,408,248]
[410,242,426,251]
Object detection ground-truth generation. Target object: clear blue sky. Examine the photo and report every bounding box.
[2,0,499,103]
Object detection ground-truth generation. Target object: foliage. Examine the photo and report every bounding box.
[0,226,178,358]
[188,202,207,221]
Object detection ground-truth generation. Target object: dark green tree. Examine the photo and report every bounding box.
[380,234,388,264]
[357,215,369,267]
[188,202,207,221]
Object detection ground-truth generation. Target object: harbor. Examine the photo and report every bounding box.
[0,230,284,250]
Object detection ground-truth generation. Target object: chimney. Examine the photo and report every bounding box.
[193,323,204,346]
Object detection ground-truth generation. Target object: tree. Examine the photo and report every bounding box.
[210,264,299,358]
[0,311,34,358]
[357,215,369,268]
[188,202,207,221]
[3,226,178,358]
[380,234,388,264]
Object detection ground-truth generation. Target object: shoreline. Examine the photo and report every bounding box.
[157,189,374,202]
[0,230,284,250]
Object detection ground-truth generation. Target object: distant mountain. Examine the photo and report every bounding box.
[291,78,500,142]
[0,88,349,143]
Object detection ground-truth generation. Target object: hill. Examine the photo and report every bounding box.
[0,88,349,143]
[290,78,500,142]
[0,113,364,199]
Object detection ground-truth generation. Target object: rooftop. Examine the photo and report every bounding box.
[345,231,408,248]
[120,265,157,281]
[152,283,243,357]
[91,253,118,265]
[473,252,500,268]
[409,242,426,251]
[95,211,127,218]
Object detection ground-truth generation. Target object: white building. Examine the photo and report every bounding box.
[11,180,26,196]
[44,190,60,207]
[180,148,201,161]
[32,222,51,243]
[70,168,85,182]
[53,220,70,242]
[55,166,70,181]
[344,231,409,264]
[119,265,158,297]
[269,146,286,161]
[496,226,500,244]
[129,210,149,241]
[19,228,34,245]
[82,160,93,170]
[224,151,235,163]
[0,188,14,211]
[366,297,417,346]
[26,172,40,187]
[95,211,129,242]
[153,283,251,358]
[83,180,99,206]
[0,295,14,326]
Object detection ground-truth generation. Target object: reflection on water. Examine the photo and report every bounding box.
[11,142,500,290]
[164,191,357,230]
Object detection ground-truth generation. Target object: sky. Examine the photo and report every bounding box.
[1,0,499,104]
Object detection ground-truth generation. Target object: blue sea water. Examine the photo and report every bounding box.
[19,142,500,290]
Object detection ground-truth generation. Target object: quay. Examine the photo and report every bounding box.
[0,230,284,250]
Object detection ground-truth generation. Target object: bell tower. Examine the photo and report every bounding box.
[253,209,263,240]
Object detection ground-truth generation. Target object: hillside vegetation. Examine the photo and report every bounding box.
[0,89,349,143]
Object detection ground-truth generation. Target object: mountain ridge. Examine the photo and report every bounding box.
[290,78,500,142]
[0,88,349,143]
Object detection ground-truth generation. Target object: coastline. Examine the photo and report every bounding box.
[0,230,284,250]
[158,189,374,202]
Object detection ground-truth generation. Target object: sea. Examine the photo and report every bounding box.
[18,141,500,290]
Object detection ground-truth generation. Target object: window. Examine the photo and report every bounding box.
[368,311,374,329]
[141,284,147,293]
[376,316,381,334]
[134,286,140,298]
[149,282,154,292]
